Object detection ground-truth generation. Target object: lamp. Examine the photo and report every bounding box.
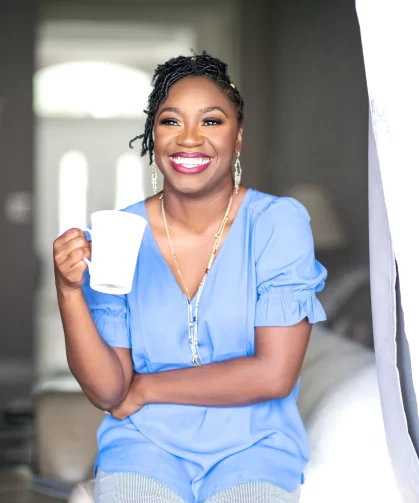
[287,183,347,250]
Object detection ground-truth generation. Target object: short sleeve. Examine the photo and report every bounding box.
[254,198,327,327]
[82,267,131,348]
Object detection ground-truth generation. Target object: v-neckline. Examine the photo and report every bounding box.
[142,189,252,303]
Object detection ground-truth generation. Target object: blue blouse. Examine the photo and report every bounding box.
[83,189,327,503]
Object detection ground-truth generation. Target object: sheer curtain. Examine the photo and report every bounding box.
[356,1,419,500]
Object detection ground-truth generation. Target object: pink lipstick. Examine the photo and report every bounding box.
[169,152,213,175]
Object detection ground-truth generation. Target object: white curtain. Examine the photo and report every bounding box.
[356,1,419,500]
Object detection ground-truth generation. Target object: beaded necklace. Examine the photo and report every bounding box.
[160,192,234,365]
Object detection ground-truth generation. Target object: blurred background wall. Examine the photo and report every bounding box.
[0,0,368,397]
[0,0,37,362]
[241,0,368,263]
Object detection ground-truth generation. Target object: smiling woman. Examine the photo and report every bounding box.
[54,52,327,503]
[152,76,242,196]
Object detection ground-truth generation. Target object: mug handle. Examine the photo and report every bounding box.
[81,227,92,268]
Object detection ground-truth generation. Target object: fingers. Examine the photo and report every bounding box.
[57,258,88,288]
[54,228,86,251]
[53,228,92,290]
[54,230,90,266]
[67,246,91,269]
[55,238,91,266]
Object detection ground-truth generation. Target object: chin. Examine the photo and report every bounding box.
[164,172,213,196]
[172,181,209,197]
[162,165,232,197]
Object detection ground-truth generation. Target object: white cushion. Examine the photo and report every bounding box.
[299,329,401,502]
[68,480,95,503]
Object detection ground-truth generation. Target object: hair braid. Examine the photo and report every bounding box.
[129,52,244,164]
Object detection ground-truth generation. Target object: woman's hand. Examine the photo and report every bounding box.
[111,374,145,420]
[53,228,91,293]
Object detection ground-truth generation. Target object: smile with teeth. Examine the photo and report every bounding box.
[170,156,212,168]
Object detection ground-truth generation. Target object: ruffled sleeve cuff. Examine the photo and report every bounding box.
[255,288,327,327]
[90,308,131,348]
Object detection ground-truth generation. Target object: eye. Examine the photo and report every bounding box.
[159,117,180,126]
[202,117,223,126]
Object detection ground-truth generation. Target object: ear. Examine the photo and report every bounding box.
[235,127,243,155]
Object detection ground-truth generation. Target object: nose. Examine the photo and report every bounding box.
[176,123,204,148]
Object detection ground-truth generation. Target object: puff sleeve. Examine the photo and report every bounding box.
[254,198,327,327]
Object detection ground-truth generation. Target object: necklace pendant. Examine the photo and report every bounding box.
[162,190,235,367]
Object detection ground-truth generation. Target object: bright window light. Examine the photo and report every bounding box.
[34,61,151,118]
[115,151,145,210]
[59,150,89,234]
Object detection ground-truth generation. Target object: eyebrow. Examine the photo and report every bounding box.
[158,106,228,118]
[200,106,228,117]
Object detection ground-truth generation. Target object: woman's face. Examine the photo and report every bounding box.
[153,76,242,195]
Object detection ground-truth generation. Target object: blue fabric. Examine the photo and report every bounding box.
[83,189,327,503]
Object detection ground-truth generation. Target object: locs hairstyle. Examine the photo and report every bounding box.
[129,52,244,164]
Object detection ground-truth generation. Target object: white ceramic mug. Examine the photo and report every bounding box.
[82,210,147,295]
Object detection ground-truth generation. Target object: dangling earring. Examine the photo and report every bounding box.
[151,154,158,195]
[234,152,242,194]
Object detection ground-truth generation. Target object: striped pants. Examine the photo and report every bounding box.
[95,470,300,503]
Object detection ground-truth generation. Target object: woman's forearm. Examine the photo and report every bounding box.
[137,355,287,408]
[58,287,128,410]
[112,325,310,418]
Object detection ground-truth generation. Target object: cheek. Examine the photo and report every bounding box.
[209,128,238,153]
[153,127,176,150]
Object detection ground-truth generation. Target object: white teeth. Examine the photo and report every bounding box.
[172,157,211,167]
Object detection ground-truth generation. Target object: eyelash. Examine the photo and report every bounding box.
[159,117,223,127]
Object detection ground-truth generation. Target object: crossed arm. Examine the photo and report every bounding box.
[58,287,311,418]
[110,320,312,419]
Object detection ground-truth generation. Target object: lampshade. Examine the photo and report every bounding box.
[287,183,347,250]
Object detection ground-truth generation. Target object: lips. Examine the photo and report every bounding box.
[169,152,213,175]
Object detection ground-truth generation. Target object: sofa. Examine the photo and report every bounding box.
[33,325,401,502]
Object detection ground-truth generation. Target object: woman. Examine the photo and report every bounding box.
[53,53,327,503]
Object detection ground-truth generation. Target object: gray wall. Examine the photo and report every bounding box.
[241,0,369,261]
[0,0,38,360]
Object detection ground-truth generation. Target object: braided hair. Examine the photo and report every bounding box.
[129,52,244,164]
